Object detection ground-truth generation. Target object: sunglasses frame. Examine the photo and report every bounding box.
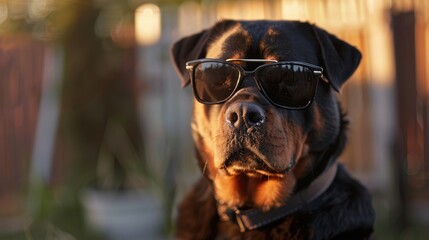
[185,58,327,110]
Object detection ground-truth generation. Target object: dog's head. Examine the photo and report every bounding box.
[171,20,360,210]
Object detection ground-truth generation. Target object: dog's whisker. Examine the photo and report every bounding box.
[202,161,208,175]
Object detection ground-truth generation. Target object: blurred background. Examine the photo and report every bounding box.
[0,0,428,239]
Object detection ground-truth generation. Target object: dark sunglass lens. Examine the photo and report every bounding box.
[259,64,317,108]
[193,62,240,103]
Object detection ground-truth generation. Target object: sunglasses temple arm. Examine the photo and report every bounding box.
[320,75,329,84]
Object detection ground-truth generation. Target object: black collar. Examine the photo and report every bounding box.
[218,163,338,232]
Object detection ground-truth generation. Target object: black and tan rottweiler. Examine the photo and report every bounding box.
[170,20,375,240]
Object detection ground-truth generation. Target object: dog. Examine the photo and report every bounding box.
[170,20,375,240]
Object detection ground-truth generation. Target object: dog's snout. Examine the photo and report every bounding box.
[225,103,265,129]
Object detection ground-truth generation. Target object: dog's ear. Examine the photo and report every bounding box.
[170,30,211,87]
[313,26,362,92]
[170,20,237,87]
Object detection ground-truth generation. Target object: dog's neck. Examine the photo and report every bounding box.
[216,162,338,232]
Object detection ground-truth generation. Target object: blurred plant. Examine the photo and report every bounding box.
[0,0,151,238]
[95,119,148,191]
[0,0,137,41]
[47,0,146,190]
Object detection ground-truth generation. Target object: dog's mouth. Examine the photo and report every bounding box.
[220,148,295,178]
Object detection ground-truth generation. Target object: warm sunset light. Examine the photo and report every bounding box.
[1,0,429,239]
[135,3,161,46]
[0,3,8,24]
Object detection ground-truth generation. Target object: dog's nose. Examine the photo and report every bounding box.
[225,103,265,129]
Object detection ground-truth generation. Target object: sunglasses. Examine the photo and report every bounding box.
[186,58,327,109]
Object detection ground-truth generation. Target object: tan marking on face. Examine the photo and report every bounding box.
[206,24,251,59]
[226,53,244,60]
[265,55,279,61]
[214,174,246,207]
[200,144,217,179]
[267,27,280,37]
[206,24,241,58]
[213,172,296,211]
[252,174,296,210]
[260,26,282,60]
